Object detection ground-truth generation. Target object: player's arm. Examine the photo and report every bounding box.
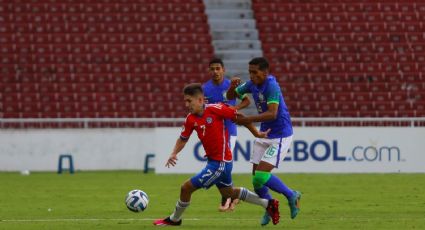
[226,77,241,100]
[236,103,278,125]
[166,117,193,168]
[235,112,271,137]
[243,122,271,138]
[166,138,187,168]
[234,96,250,110]
[236,82,280,125]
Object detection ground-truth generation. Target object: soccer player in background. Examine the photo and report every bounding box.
[153,83,280,226]
[202,58,250,211]
[226,57,301,226]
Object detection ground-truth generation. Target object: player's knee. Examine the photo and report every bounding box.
[252,174,262,189]
[180,181,195,195]
[252,171,271,189]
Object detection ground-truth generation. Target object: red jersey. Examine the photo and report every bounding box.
[180,103,237,162]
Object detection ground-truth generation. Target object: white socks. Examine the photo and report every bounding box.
[238,187,268,208]
[170,200,190,222]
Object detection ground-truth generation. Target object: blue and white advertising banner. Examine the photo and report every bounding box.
[0,127,423,172]
[155,127,425,173]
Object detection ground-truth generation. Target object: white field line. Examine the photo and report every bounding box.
[0,218,260,222]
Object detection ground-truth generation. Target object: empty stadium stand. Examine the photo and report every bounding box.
[0,0,213,122]
[1,0,425,129]
[253,0,425,117]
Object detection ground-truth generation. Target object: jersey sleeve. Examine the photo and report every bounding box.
[208,103,237,120]
[265,81,281,105]
[180,115,194,141]
[235,81,251,100]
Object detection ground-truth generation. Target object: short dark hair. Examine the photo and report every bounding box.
[249,57,269,71]
[183,83,203,96]
[209,57,224,67]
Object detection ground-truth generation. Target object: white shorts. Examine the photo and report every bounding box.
[250,135,293,168]
[229,135,237,153]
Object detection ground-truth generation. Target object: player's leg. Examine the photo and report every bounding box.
[218,186,280,225]
[155,161,223,226]
[254,136,301,219]
[216,163,280,225]
[218,135,238,212]
[153,179,198,226]
[215,159,237,211]
[251,139,274,200]
[171,180,198,220]
[251,139,274,225]
[255,162,301,219]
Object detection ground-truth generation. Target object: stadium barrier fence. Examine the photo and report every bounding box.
[0,117,424,128]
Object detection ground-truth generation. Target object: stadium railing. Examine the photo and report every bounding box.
[0,117,424,128]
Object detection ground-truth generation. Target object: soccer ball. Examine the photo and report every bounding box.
[125,189,149,212]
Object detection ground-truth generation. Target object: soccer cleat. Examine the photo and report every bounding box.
[266,199,280,225]
[260,212,271,226]
[288,191,301,219]
[153,216,182,226]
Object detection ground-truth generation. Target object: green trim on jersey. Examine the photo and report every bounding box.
[238,93,247,100]
[235,87,242,96]
[266,91,280,104]
[234,87,247,100]
[267,100,279,104]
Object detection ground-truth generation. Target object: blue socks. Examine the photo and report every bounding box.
[265,174,294,199]
[255,185,273,200]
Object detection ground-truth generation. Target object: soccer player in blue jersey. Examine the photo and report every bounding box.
[227,57,301,226]
[203,58,250,151]
[202,58,251,211]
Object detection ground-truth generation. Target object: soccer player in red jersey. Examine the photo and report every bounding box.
[153,83,280,226]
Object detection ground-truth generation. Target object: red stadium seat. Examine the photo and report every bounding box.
[254,1,424,118]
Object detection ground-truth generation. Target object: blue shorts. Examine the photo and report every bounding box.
[190,160,233,189]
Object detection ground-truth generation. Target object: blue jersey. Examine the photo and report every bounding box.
[235,75,293,138]
[202,79,237,136]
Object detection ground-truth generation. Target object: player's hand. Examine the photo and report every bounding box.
[256,128,271,138]
[165,153,178,168]
[230,77,241,88]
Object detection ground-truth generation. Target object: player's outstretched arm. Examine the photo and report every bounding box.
[235,112,270,138]
[235,103,279,125]
[234,96,250,110]
[244,123,271,138]
[166,138,187,168]
[226,77,241,100]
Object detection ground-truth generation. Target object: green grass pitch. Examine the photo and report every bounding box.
[0,171,424,229]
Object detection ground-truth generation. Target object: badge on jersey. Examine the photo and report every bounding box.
[206,117,213,124]
[258,93,265,102]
